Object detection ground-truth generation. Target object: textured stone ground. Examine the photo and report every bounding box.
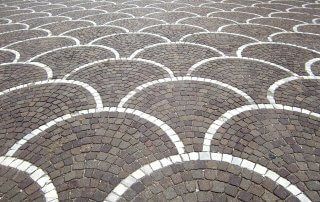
[0,0,320,201]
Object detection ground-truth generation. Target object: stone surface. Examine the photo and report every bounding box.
[0,0,319,201]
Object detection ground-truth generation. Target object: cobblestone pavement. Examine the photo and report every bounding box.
[0,0,320,201]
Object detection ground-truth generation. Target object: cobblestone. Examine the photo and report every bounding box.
[0,0,319,201]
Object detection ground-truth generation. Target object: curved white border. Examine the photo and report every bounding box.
[0,48,20,62]
[232,5,281,13]
[63,57,174,79]
[119,6,167,16]
[268,32,320,45]
[3,35,80,51]
[105,17,168,28]
[237,41,320,58]
[59,24,129,37]
[144,10,200,24]
[19,16,72,28]
[217,22,286,33]
[0,156,58,202]
[0,28,51,47]
[79,11,135,21]
[306,58,320,76]
[269,11,318,21]
[176,15,238,25]
[0,79,103,109]
[129,41,225,59]
[105,151,311,202]
[179,31,259,43]
[0,61,53,79]
[28,44,119,63]
[207,10,263,19]
[5,106,184,156]
[5,11,50,22]
[0,22,29,33]
[118,76,255,108]
[293,23,320,33]
[89,32,171,45]
[247,16,306,27]
[146,2,192,11]
[189,56,298,76]
[138,22,209,33]
[203,103,320,152]
[267,75,320,104]
[37,19,96,33]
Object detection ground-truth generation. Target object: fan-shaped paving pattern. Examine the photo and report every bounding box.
[96,4,137,13]
[69,59,170,106]
[0,29,48,47]
[19,16,71,29]
[122,160,297,201]
[224,0,262,6]
[221,23,283,41]
[147,2,190,11]
[274,79,320,113]
[133,43,222,75]
[141,24,206,41]
[146,11,197,24]
[271,0,304,7]
[0,83,96,156]
[32,46,116,78]
[210,109,320,201]
[182,32,257,56]
[253,3,293,11]
[62,26,126,44]
[13,2,47,9]
[119,7,165,17]
[208,11,261,23]
[271,33,320,52]
[92,33,168,58]
[38,20,94,35]
[175,6,222,16]
[270,12,318,23]
[6,12,49,22]
[240,43,320,75]
[30,4,65,12]
[1,0,320,200]
[311,60,320,76]
[106,18,165,32]
[41,7,83,16]
[191,58,291,103]
[58,0,88,7]
[0,49,17,63]
[0,63,47,91]
[295,24,320,35]
[6,37,77,62]
[59,9,106,20]
[81,13,133,25]
[0,23,26,34]
[204,2,244,11]
[234,7,279,16]
[14,111,177,201]
[0,9,33,18]
[125,81,250,152]
[288,8,320,16]
[178,16,235,32]
[248,17,305,31]
[75,1,114,9]
[124,0,164,7]
[0,165,45,201]
[175,0,210,6]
